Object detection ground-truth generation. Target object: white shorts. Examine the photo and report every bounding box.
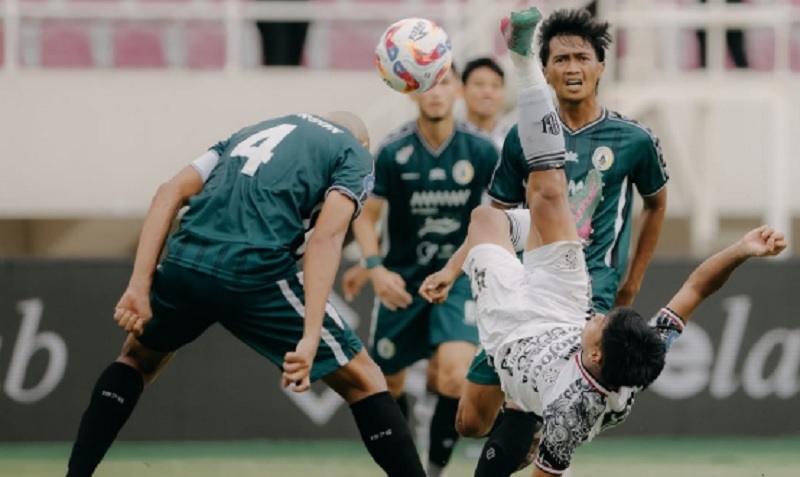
[463,241,592,359]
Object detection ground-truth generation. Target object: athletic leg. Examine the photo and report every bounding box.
[325,351,426,477]
[427,341,476,476]
[66,336,173,477]
[456,381,504,438]
[66,263,216,477]
[474,403,540,477]
[385,369,410,419]
[503,7,579,248]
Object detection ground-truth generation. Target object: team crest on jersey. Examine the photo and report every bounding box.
[592,146,614,171]
[396,145,414,165]
[452,159,475,185]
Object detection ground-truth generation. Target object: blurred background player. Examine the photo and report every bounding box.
[64,112,426,477]
[421,8,669,475]
[348,66,498,477]
[461,57,509,152]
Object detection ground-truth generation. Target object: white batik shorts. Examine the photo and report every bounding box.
[463,240,593,359]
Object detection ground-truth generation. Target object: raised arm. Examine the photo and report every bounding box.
[667,226,786,323]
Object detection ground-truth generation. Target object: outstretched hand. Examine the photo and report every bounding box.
[419,267,458,305]
[741,226,787,258]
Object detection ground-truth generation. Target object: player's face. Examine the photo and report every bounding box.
[413,70,461,123]
[463,67,505,121]
[543,35,605,104]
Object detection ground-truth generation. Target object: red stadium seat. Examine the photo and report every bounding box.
[40,21,94,67]
[186,22,226,69]
[113,23,166,67]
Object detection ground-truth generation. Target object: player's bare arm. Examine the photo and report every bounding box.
[351,196,413,310]
[667,225,786,322]
[616,188,668,307]
[283,190,356,393]
[114,165,204,336]
[419,200,513,304]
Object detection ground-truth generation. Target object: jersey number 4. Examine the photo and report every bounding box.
[232,124,298,176]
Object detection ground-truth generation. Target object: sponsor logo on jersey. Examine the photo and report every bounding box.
[429,168,447,181]
[416,241,439,265]
[452,159,475,185]
[410,190,472,208]
[437,243,456,259]
[396,145,413,164]
[565,150,579,163]
[592,146,614,171]
[418,217,461,237]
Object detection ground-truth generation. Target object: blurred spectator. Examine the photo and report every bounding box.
[461,57,507,152]
[696,0,748,68]
[256,0,309,66]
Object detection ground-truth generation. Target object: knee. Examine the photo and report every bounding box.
[456,403,493,438]
[435,362,469,398]
[469,206,507,232]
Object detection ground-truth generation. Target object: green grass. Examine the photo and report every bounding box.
[2,437,798,476]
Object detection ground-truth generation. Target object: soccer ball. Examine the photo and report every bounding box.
[375,18,453,94]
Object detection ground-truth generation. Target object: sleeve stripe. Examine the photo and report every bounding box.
[535,458,566,475]
[640,181,668,197]
[326,185,362,218]
[662,307,685,330]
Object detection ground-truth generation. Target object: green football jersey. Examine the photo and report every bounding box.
[165,113,374,283]
[374,121,499,285]
[488,109,668,312]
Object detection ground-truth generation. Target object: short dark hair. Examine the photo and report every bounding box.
[599,307,666,388]
[537,9,613,65]
[461,57,504,85]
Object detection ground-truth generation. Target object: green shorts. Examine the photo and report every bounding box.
[138,261,362,382]
[466,347,501,386]
[369,274,479,375]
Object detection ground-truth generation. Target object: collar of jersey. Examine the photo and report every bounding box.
[413,122,456,158]
[560,107,608,136]
[574,353,610,396]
